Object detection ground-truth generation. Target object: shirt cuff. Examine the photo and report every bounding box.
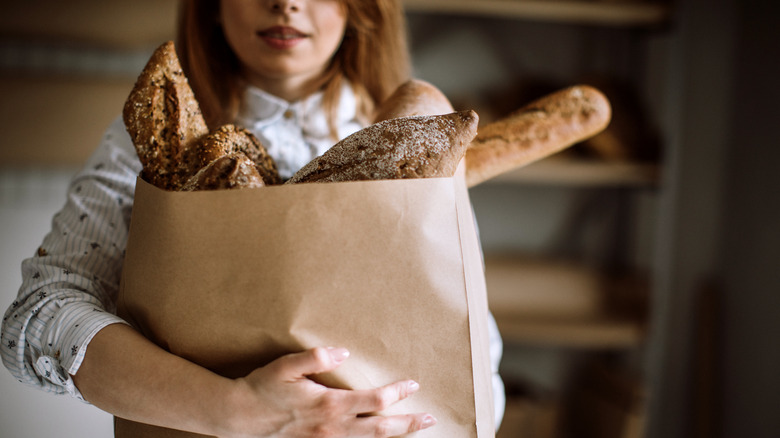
[41,302,129,399]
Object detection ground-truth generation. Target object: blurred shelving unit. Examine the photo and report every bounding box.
[403,0,671,27]
[404,1,673,437]
[0,0,177,168]
[0,0,177,49]
[485,255,648,349]
[484,157,659,187]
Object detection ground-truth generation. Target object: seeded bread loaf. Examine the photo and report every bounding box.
[465,85,612,187]
[194,124,282,186]
[181,152,265,191]
[123,41,209,191]
[287,110,479,184]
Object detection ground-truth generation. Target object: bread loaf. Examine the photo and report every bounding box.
[181,152,265,191]
[194,124,282,186]
[373,79,455,122]
[465,85,612,187]
[287,110,479,184]
[123,41,209,190]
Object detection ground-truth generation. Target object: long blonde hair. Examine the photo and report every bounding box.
[176,0,410,137]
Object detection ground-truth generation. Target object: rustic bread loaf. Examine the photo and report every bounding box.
[286,110,479,184]
[181,152,265,191]
[194,124,282,186]
[373,79,455,122]
[123,41,209,190]
[465,85,612,187]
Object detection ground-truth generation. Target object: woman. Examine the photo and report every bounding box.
[1,1,503,436]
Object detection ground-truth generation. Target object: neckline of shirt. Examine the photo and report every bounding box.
[236,82,359,134]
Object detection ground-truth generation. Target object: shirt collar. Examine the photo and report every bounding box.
[236,86,290,126]
[235,81,359,135]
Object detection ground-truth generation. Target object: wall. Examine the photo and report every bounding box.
[0,170,113,436]
[644,0,780,437]
[718,0,780,436]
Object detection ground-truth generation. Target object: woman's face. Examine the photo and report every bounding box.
[220,0,347,96]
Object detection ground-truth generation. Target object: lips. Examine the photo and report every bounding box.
[257,26,308,49]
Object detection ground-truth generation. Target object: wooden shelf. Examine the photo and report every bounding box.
[485,255,647,348]
[0,0,177,49]
[497,396,561,438]
[0,75,134,167]
[496,317,644,348]
[482,157,660,187]
[403,0,671,27]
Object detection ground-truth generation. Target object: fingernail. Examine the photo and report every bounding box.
[328,347,350,363]
[422,415,437,428]
[408,380,420,392]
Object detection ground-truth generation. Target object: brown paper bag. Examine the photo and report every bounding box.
[115,170,494,438]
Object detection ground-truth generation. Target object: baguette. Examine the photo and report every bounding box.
[287,110,479,184]
[123,41,209,190]
[465,85,612,187]
[373,79,455,122]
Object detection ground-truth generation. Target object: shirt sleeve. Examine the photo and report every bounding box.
[471,205,506,428]
[1,117,141,400]
[488,311,506,428]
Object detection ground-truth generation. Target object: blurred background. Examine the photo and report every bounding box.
[1,0,778,437]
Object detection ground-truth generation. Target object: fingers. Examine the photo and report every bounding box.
[354,413,437,437]
[343,380,437,437]
[344,379,421,415]
[263,349,439,436]
[269,347,349,380]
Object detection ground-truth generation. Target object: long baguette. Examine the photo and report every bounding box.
[465,85,612,187]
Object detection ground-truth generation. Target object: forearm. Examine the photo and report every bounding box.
[72,324,435,438]
[72,323,237,436]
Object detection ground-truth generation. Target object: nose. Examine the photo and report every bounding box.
[269,0,300,13]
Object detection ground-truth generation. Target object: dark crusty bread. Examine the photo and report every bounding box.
[123,41,209,190]
[181,152,265,191]
[194,124,282,186]
[286,110,479,184]
[465,85,612,187]
[373,79,455,123]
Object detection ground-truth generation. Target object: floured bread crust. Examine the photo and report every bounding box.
[287,110,479,184]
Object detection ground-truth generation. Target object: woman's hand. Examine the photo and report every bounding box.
[222,347,437,438]
[74,325,434,437]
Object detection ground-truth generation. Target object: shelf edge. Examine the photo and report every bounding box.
[479,159,660,187]
[403,0,672,27]
[496,318,645,348]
